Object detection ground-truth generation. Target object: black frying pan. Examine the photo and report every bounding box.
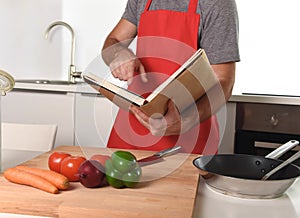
[193,140,300,199]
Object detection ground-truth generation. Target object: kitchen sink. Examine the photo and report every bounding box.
[15,79,84,85]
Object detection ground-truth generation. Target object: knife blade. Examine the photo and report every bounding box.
[137,145,181,167]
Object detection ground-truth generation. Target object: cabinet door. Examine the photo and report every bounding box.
[1,90,75,147]
[74,93,118,147]
[217,102,236,154]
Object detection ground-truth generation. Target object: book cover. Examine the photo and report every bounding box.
[83,49,217,118]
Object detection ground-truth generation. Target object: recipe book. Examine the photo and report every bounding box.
[83,49,217,118]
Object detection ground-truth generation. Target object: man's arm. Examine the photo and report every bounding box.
[130,62,236,136]
[196,62,235,122]
[101,18,137,65]
[101,19,147,83]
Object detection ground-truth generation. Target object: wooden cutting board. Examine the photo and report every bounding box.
[0,146,200,218]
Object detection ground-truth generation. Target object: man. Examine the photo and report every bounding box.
[101,0,240,154]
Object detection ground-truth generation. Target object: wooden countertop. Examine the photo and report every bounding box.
[0,146,200,218]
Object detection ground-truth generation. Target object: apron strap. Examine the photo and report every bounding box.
[188,0,199,14]
[144,0,153,12]
[144,0,199,14]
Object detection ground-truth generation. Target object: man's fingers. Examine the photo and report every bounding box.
[139,64,148,83]
[149,117,167,136]
[130,105,150,129]
[167,100,180,117]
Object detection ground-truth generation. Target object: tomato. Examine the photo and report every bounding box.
[60,156,86,182]
[48,152,71,173]
[90,154,110,167]
[111,151,137,173]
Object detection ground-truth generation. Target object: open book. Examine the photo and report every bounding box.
[83,49,217,118]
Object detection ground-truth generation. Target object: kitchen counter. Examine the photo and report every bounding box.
[0,146,299,217]
[0,146,200,218]
[14,81,300,105]
[1,149,43,172]
[13,81,97,94]
[230,93,300,106]
[194,179,300,218]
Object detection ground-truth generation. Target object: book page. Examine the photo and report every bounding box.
[140,49,217,117]
[83,73,146,106]
[145,49,203,102]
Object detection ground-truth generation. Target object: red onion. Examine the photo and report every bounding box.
[78,160,105,188]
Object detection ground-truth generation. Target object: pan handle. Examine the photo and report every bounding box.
[262,150,300,180]
[265,140,299,159]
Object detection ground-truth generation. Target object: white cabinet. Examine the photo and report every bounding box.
[74,93,118,147]
[1,86,236,151]
[217,102,236,154]
[1,90,75,147]
[1,87,119,148]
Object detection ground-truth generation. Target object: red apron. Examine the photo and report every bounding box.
[107,0,219,154]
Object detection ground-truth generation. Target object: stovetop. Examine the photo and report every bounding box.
[243,93,300,98]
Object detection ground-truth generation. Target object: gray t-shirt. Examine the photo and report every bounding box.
[122,0,240,64]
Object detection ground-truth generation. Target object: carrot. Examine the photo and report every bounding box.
[15,165,69,190]
[4,168,58,194]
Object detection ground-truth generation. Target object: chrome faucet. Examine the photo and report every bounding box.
[45,21,81,84]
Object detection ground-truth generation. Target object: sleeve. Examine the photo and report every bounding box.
[121,0,138,26]
[200,0,240,64]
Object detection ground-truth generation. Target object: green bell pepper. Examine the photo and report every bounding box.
[105,151,142,188]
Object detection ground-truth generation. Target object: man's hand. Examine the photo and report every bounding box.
[110,48,147,84]
[101,19,147,84]
[130,100,199,136]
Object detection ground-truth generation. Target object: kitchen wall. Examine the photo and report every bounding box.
[234,0,300,96]
[0,0,299,96]
[0,0,126,81]
[61,0,127,79]
[0,0,63,80]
